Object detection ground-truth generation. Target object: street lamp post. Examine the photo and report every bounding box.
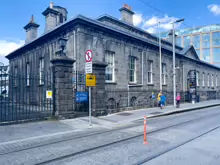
[172,18,184,107]
[158,21,162,92]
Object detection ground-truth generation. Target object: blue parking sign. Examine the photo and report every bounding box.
[76,92,88,103]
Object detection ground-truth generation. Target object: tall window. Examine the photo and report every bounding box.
[26,63,30,86]
[196,71,199,86]
[202,73,205,87]
[148,61,153,84]
[39,58,44,85]
[105,51,115,82]
[162,63,166,85]
[129,56,136,83]
[208,74,210,87]
[216,75,218,87]
[211,74,214,87]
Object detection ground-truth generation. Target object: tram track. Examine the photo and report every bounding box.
[35,110,220,165]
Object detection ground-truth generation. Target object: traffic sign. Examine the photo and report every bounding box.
[85,62,92,74]
[46,90,52,99]
[85,50,93,62]
[86,74,96,86]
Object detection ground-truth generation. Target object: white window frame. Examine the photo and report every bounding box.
[129,56,136,83]
[202,73,205,87]
[162,63,166,85]
[39,58,44,85]
[148,61,153,84]
[196,71,199,86]
[26,63,30,86]
[105,51,115,82]
[216,75,218,87]
[211,74,214,87]
[208,74,210,87]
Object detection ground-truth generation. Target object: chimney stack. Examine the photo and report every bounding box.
[23,15,40,43]
[119,4,134,25]
[42,2,68,32]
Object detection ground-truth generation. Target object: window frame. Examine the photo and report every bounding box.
[129,56,137,83]
[216,75,218,87]
[148,60,153,84]
[202,73,205,87]
[26,63,30,86]
[196,71,199,86]
[211,74,214,87]
[208,73,210,87]
[39,58,44,85]
[105,51,115,82]
[162,63,166,85]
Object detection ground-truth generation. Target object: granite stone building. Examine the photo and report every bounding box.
[6,2,220,116]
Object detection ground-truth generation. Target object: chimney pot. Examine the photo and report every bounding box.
[50,1,54,8]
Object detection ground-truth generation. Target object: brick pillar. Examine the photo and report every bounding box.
[51,56,75,119]
[91,61,108,116]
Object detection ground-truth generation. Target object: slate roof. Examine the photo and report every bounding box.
[5,14,220,70]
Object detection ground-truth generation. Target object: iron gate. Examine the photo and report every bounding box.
[72,71,89,117]
[0,66,53,124]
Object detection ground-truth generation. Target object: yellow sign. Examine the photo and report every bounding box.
[46,90,52,99]
[86,74,96,87]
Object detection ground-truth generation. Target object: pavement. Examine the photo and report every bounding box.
[0,100,219,144]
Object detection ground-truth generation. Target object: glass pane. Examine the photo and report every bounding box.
[176,37,182,46]
[183,35,191,47]
[130,70,134,82]
[202,33,210,48]
[202,49,210,62]
[148,72,151,83]
[213,48,220,62]
[212,32,220,47]
[192,35,200,49]
[196,49,200,57]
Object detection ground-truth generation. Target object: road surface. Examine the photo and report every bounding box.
[0,106,220,165]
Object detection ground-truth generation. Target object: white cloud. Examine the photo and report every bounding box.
[145,27,157,34]
[142,15,182,33]
[133,13,143,26]
[208,4,220,15]
[0,39,25,56]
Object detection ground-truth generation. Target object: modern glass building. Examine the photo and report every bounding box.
[160,24,220,67]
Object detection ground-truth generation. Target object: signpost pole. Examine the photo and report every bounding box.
[89,86,92,126]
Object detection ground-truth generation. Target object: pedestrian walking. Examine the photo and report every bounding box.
[157,91,162,107]
[176,93,181,108]
[160,94,166,109]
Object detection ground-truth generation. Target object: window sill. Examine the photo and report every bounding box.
[129,82,137,85]
[148,83,154,86]
[26,85,30,87]
[162,84,167,86]
[38,84,44,86]
[105,81,117,85]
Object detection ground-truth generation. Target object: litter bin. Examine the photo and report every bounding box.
[196,95,200,102]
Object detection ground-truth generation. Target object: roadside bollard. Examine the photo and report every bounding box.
[143,116,148,144]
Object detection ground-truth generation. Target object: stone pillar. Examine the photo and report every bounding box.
[91,61,108,116]
[51,56,75,119]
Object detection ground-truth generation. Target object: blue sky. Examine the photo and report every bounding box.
[0,0,220,64]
